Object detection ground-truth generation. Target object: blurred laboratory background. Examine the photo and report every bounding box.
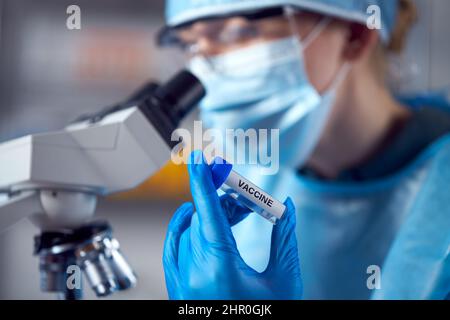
[0,0,449,299]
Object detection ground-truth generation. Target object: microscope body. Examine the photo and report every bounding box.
[0,106,170,231]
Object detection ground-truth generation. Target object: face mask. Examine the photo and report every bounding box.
[189,18,349,169]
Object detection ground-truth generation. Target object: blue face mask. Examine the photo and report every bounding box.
[189,20,349,169]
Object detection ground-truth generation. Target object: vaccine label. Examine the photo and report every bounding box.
[226,171,286,219]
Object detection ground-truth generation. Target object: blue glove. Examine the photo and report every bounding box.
[163,151,302,300]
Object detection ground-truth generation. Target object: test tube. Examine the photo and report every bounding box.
[210,157,286,224]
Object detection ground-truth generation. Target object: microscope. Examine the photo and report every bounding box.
[0,70,205,299]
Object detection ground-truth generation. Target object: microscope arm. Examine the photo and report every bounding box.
[0,189,98,233]
[0,191,40,233]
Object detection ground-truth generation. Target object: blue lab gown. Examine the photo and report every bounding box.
[231,94,450,299]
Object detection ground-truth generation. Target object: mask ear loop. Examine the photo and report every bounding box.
[284,6,351,94]
[284,6,331,51]
[302,17,332,49]
[269,7,350,133]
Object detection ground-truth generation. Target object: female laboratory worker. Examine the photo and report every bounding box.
[160,0,450,299]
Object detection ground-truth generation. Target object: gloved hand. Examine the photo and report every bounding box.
[163,151,302,300]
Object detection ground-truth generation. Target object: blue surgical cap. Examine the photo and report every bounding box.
[163,0,399,44]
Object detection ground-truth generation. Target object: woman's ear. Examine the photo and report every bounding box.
[342,22,379,61]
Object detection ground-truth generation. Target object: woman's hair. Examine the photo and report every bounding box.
[387,0,418,54]
[372,0,418,81]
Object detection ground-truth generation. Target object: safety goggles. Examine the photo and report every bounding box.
[157,6,329,75]
[158,7,285,50]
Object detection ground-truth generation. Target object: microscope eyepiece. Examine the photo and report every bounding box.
[70,69,205,145]
[138,70,206,147]
[153,70,206,121]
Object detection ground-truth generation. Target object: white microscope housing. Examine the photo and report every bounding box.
[0,70,205,299]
